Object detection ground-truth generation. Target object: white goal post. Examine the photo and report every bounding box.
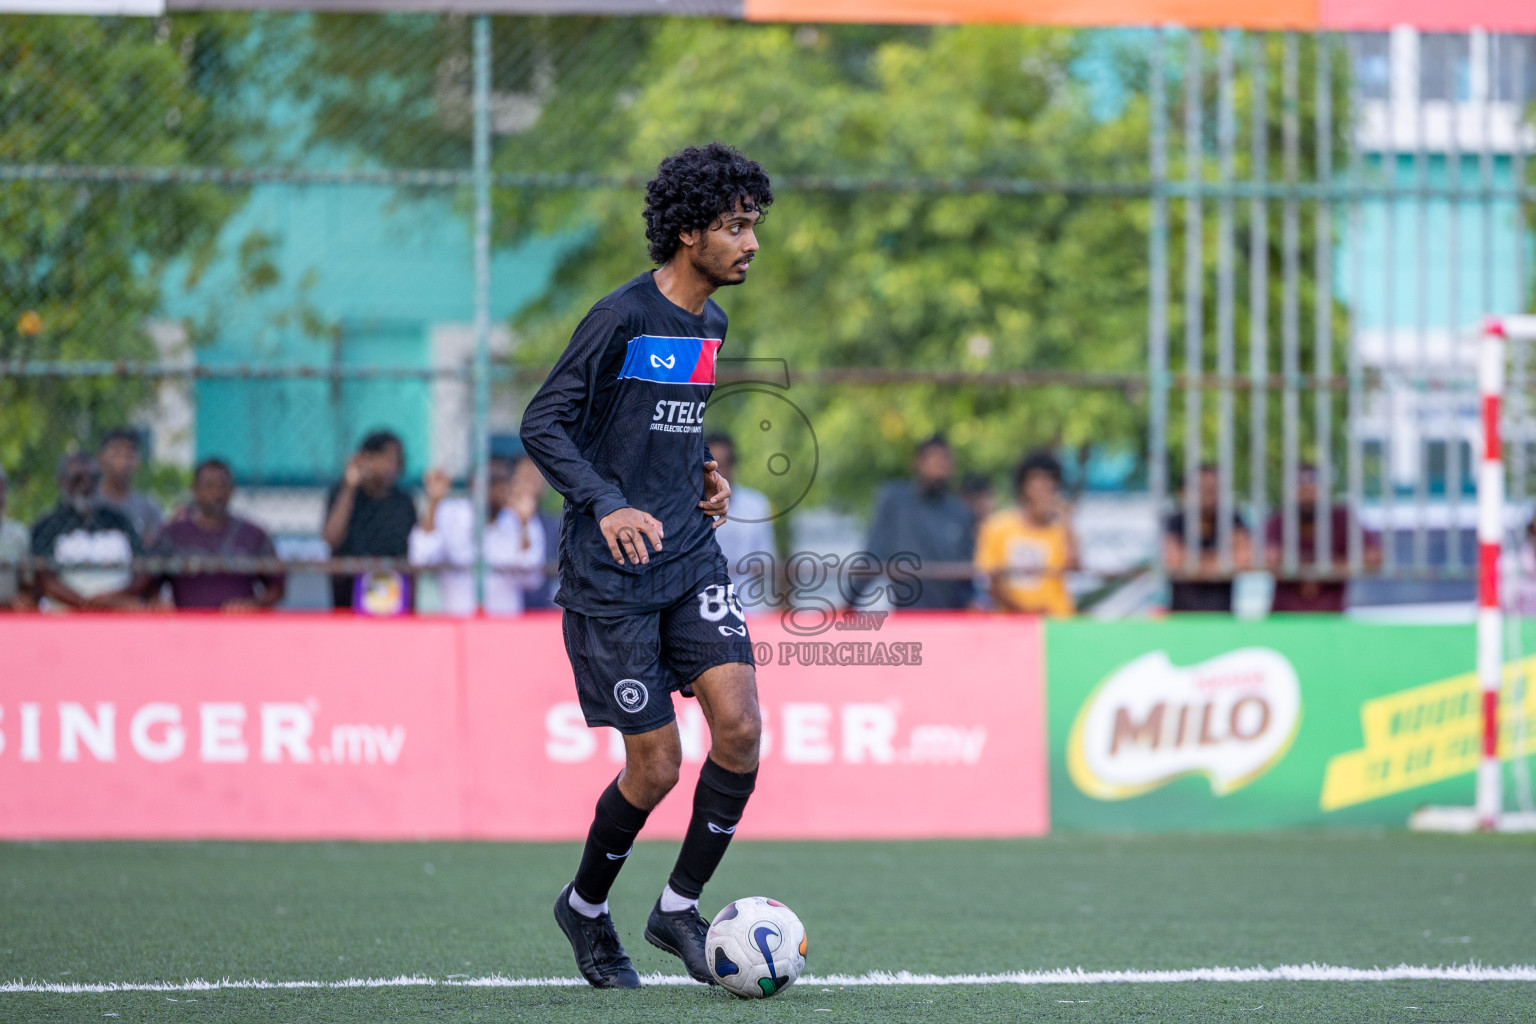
[1410,315,1536,834]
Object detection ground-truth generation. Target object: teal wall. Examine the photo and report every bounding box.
[1339,153,1533,332]
[162,182,573,486]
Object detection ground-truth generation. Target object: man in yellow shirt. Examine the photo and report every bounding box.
[974,450,1078,616]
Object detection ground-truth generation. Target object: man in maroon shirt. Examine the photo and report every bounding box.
[158,459,286,611]
[1264,463,1380,612]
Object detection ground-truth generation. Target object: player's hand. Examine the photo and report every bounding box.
[699,459,731,530]
[343,454,364,489]
[423,467,452,504]
[600,507,664,566]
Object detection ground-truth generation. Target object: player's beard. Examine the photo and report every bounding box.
[695,232,746,288]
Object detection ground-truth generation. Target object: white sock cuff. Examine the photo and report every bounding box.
[659,883,699,914]
[567,887,609,919]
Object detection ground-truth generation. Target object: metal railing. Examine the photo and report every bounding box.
[2,14,1533,613]
[1146,28,1533,604]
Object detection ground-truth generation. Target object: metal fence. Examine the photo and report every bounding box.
[1,14,1533,613]
[1148,28,1535,608]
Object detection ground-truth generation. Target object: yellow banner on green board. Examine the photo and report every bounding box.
[1320,660,1536,811]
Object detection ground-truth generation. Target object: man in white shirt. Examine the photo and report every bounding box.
[705,432,775,611]
[30,454,153,610]
[410,456,547,616]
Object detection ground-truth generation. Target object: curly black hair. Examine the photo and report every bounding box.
[643,142,773,266]
[1014,449,1063,495]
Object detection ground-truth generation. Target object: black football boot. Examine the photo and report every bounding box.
[553,883,641,989]
[643,898,715,985]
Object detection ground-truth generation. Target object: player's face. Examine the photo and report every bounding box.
[692,200,761,288]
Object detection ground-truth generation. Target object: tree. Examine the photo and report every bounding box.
[292,19,1351,519]
[510,22,1153,516]
[0,13,260,519]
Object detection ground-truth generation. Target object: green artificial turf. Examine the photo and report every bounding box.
[2,833,1534,1022]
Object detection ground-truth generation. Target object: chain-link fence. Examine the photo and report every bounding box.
[1,14,1533,615]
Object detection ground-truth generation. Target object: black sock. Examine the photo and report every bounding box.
[667,758,757,901]
[572,777,650,906]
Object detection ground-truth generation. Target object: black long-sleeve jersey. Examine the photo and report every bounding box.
[519,271,730,617]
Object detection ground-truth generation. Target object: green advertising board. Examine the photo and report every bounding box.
[1045,618,1536,830]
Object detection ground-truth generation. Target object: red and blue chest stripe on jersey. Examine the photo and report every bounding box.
[618,335,721,385]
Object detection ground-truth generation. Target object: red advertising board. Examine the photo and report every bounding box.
[0,613,1046,840]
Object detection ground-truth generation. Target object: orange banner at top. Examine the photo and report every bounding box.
[742,0,1536,30]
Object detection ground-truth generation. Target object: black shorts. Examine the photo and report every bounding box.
[562,580,755,735]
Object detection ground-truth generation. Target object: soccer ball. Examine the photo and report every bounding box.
[705,896,806,998]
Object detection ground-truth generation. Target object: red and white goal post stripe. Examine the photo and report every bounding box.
[1411,315,1536,834]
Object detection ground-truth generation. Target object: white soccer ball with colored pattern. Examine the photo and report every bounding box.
[705,896,806,998]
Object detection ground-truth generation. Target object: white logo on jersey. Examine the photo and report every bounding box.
[650,354,676,369]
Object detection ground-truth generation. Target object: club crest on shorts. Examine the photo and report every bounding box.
[613,678,649,714]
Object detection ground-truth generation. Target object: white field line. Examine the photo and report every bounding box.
[5,964,1536,994]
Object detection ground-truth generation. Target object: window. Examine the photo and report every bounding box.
[1425,439,1473,496]
[1352,34,1391,101]
[1419,33,1471,102]
[1492,36,1536,103]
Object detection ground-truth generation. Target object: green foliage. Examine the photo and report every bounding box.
[260,19,1366,515]
[511,22,1152,513]
[0,14,258,521]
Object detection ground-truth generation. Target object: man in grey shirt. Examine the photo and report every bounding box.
[863,434,975,610]
[0,466,31,609]
[97,428,163,546]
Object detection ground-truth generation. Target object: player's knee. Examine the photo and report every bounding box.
[712,705,762,768]
[629,752,681,799]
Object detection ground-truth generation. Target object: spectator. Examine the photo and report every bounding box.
[1264,463,1380,613]
[322,431,418,611]
[974,450,1079,616]
[30,453,151,610]
[96,427,163,545]
[705,431,776,605]
[1163,463,1251,612]
[1509,511,1536,616]
[960,473,997,525]
[0,466,33,610]
[960,474,998,611]
[863,434,974,609]
[409,456,545,616]
[156,459,285,611]
[518,455,562,610]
